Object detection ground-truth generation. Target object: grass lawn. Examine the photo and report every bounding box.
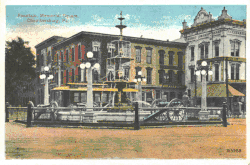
[5,118,246,159]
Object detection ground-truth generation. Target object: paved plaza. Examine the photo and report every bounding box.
[5,118,245,159]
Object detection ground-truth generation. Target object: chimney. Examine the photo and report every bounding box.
[182,20,187,29]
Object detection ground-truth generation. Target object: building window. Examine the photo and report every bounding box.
[177,71,182,84]
[156,90,161,99]
[231,40,240,57]
[146,49,152,64]
[61,51,64,65]
[135,67,141,76]
[169,51,174,66]
[214,41,220,57]
[78,67,81,82]
[48,51,51,64]
[107,43,115,58]
[214,64,219,81]
[136,48,141,63]
[231,63,240,80]
[81,93,87,102]
[78,45,81,59]
[55,72,58,85]
[57,52,60,66]
[199,43,209,59]
[92,41,100,58]
[146,68,152,84]
[94,93,100,102]
[231,65,235,80]
[72,68,75,82]
[236,64,240,80]
[93,70,99,83]
[178,52,183,68]
[191,47,194,61]
[74,93,79,102]
[169,70,174,83]
[72,47,75,62]
[158,70,165,84]
[124,68,130,80]
[190,68,194,82]
[61,71,64,85]
[66,50,69,63]
[66,70,69,84]
[159,50,165,65]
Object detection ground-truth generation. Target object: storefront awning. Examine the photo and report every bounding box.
[193,84,245,97]
[52,86,138,92]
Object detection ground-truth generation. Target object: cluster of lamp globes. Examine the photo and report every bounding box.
[195,61,213,76]
[133,71,147,83]
[79,52,100,70]
[39,66,53,80]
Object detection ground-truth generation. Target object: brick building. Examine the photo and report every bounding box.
[35,31,187,106]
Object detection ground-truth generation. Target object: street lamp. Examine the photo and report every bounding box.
[40,66,54,105]
[134,71,146,106]
[195,61,213,120]
[79,51,100,113]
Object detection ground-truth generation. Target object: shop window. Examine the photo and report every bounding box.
[94,93,100,103]
[124,68,130,80]
[74,93,79,102]
[156,90,161,99]
[81,93,87,103]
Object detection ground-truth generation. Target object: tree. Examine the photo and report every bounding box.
[5,37,36,106]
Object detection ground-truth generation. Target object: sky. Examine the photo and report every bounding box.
[5,5,246,54]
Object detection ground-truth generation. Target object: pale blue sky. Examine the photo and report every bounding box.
[5,5,246,53]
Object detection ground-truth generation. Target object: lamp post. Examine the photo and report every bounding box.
[195,61,213,120]
[39,66,54,105]
[134,71,146,107]
[79,52,100,122]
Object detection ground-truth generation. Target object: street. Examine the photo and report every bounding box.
[5,118,245,159]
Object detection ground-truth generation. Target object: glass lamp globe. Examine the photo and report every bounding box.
[138,71,142,76]
[138,78,141,82]
[86,62,91,68]
[94,63,100,70]
[44,66,49,71]
[80,63,86,69]
[133,79,137,82]
[40,74,45,79]
[201,61,207,67]
[87,52,93,58]
[201,70,206,75]
[48,75,54,80]
[208,70,213,75]
[195,70,200,76]
[143,78,147,82]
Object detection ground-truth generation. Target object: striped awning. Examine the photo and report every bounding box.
[193,84,245,97]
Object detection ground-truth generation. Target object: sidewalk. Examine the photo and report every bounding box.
[5,118,246,159]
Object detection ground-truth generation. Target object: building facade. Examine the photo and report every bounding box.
[35,32,187,107]
[176,7,246,112]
